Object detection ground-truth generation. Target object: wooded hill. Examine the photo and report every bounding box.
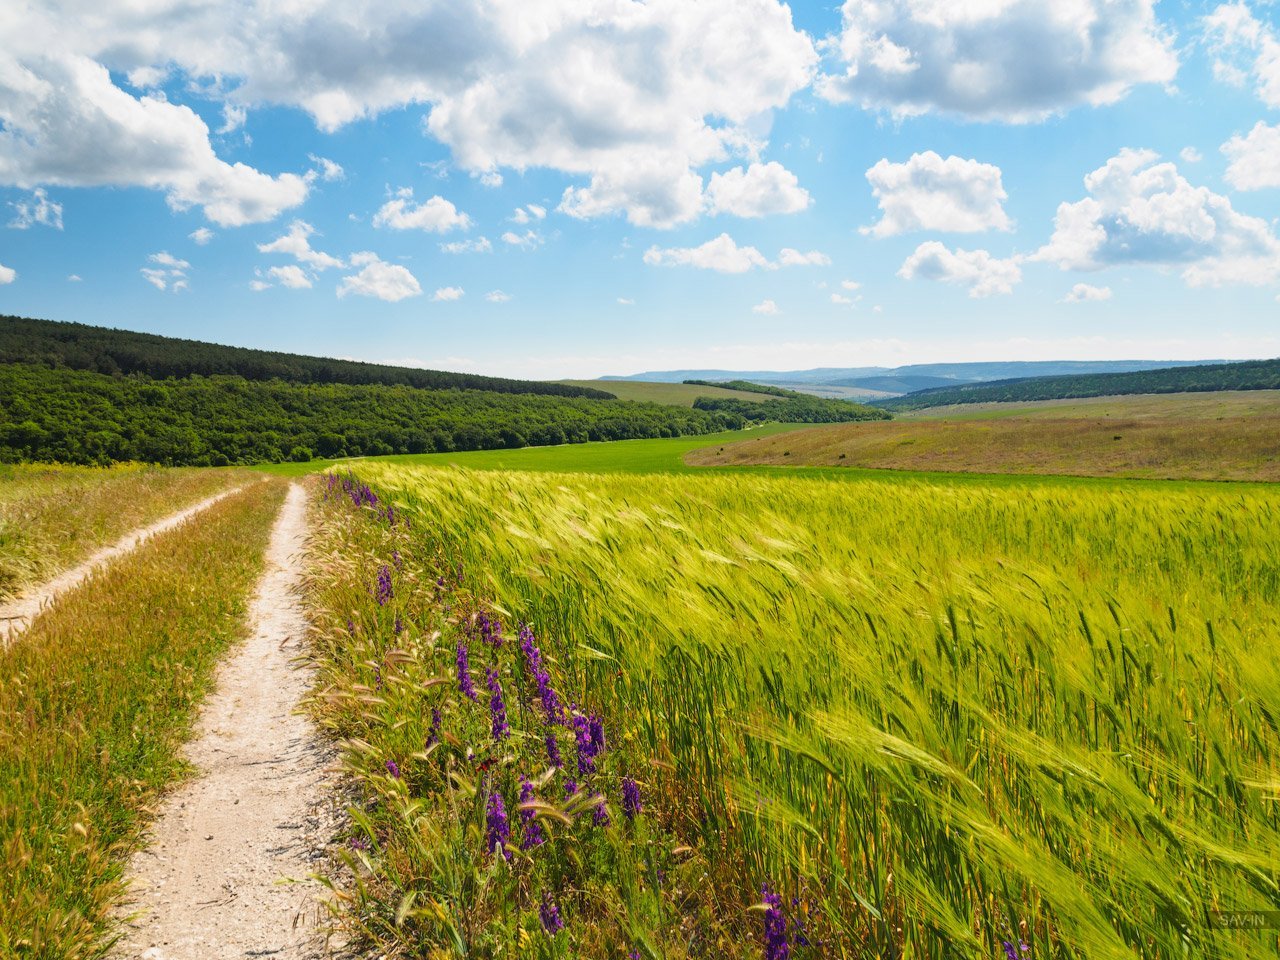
[875,357,1280,411]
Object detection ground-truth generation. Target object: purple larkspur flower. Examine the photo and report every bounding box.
[545,731,563,768]
[346,618,356,636]
[1002,942,1030,960]
[486,790,511,860]
[347,835,370,851]
[762,884,789,960]
[385,759,401,780]
[375,565,393,606]
[487,667,510,741]
[393,615,404,635]
[476,612,503,647]
[571,709,603,775]
[539,892,563,934]
[519,777,545,849]
[622,777,641,821]
[589,714,606,754]
[391,549,402,570]
[456,642,478,701]
[564,779,578,799]
[519,623,540,670]
[591,792,610,827]
[426,707,442,748]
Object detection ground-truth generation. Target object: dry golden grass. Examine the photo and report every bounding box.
[687,391,1280,481]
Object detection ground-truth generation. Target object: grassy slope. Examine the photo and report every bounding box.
[0,481,285,957]
[0,464,250,600]
[687,391,1280,483]
[557,379,769,406]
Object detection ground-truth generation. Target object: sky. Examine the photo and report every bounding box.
[1,0,1279,380]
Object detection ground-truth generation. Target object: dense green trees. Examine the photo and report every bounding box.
[693,394,890,423]
[878,358,1280,411]
[0,315,614,399]
[0,365,741,466]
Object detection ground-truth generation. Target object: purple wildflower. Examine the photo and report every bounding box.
[537,672,562,725]
[519,777,545,849]
[545,731,563,768]
[1002,943,1030,960]
[762,884,790,960]
[591,792,610,827]
[391,549,402,570]
[375,565,393,606]
[518,623,540,671]
[456,643,478,701]
[486,790,512,860]
[385,759,401,780]
[393,615,404,635]
[571,709,603,775]
[539,892,563,935]
[589,714,606,754]
[346,618,356,636]
[426,707,442,748]
[564,779,578,799]
[622,777,641,821]
[487,667,510,741]
[347,835,370,852]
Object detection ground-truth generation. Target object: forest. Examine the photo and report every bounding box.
[877,357,1280,410]
[693,394,890,423]
[0,364,741,466]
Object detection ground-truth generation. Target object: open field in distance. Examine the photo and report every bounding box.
[558,379,770,406]
[688,391,1280,482]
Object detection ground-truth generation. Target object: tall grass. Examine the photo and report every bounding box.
[0,481,285,958]
[0,463,250,600]
[313,463,1280,958]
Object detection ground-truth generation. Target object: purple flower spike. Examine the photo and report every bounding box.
[426,707,442,748]
[487,667,510,741]
[539,892,563,934]
[393,615,404,635]
[591,792,610,827]
[456,643,478,701]
[486,790,512,860]
[545,732,563,768]
[564,779,578,799]
[622,777,641,821]
[385,759,401,780]
[375,565,393,606]
[762,884,790,960]
[520,777,545,849]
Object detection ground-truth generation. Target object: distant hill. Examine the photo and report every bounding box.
[875,358,1280,411]
[2,315,613,400]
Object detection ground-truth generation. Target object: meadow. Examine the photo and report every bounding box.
[558,380,771,407]
[305,462,1280,959]
[688,391,1280,482]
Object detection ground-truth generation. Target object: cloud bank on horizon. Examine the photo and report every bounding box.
[0,0,1278,377]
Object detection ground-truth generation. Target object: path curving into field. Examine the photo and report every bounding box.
[112,482,338,960]
[0,484,252,647]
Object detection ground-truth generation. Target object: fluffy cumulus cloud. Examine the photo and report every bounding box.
[1062,282,1113,303]
[268,264,312,289]
[752,299,779,314]
[485,290,512,303]
[441,237,492,254]
[1221,121,1280,190]
[337,252,421,302]
[643,233,829,273]
[511,205,546,224]
[819,0,1178,122]
[898,242,1022,297]
[1,1,815,230]
[257,220,345,270]
[863,152,1011,237]
[8,188,63,229]
[1033,148,1280,286]
[141,250,190,292]
[1204,2,1280,108]
[432,286,464,301]
[189,227,215,245]
[0,262,15,284]
[373,190,472,232]
[705,162,811,218]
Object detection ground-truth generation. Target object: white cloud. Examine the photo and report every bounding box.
[1204,2,1280,108]
[617,297,635,305]
[258,220,345,270]
[841,279,861,290]
[7,188,62,229]
[643,233,773,273]
[249,279,271,291]
[1180,147,1203,164]
[830,293,855,305]
[373,191,471,232]
[0,262,15,284]
[217,103,247,135]
[441,237,492,254]
[1062,282,1113,303]
[818,0,1178,122]
[1222,121,1280,190]
[778,247,830,267]
[644,234,830,272]
[752,299,779,314]
[268,264,312,289]
[511,204,547,224]
[1033,148,1280,286]
[189,226,215,245]
[67,273,82,282]
[141,250,190,292]
[149,251,190,270]
[705,162,811,218]
[337,252,422,302]
[433,286,465,301]
[308,154,345,181]
[863,152,1011,237]
[485,290,512,303]
[502,229,544,250]
[898,241,1022,298]
[477,171,504,188]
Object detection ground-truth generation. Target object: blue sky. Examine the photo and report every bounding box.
[1,1,1278,379]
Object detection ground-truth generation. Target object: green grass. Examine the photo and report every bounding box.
[311,464,1280,958]
[0,481,285,958]
[557,380,770,407]
[0,464,250,601]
